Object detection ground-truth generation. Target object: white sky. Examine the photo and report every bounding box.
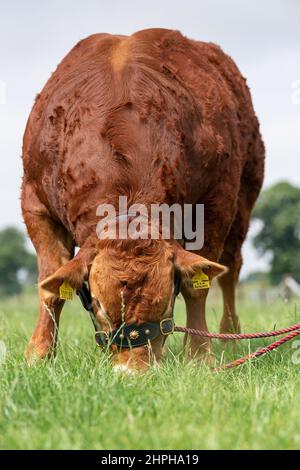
[0,0,299,275]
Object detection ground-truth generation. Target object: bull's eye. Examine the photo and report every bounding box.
[92,297,113,326]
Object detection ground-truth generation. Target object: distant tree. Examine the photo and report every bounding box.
[0,227,37,296]
[252,181,300,284]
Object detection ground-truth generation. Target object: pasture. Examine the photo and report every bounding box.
[1,287,300,450]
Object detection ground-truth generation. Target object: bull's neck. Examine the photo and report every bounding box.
[74,174,184,247]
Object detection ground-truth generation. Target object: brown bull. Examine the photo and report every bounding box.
[21,28,264,372]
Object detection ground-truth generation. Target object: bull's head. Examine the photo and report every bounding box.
[40,238,226,373]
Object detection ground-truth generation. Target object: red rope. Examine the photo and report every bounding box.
[173,323,300,372]
[214,328,300,371]
[174,322,300,339]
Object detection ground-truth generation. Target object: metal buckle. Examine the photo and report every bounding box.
[95,331,109,347]
[160,318,175,336]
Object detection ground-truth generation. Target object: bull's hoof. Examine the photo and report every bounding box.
[185,341,215,367]
[24,341,54,366]
[219,321,241,343]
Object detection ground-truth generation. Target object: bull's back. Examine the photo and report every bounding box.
[22,29,263,226]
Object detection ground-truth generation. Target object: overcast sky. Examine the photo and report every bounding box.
[0,0,299,275]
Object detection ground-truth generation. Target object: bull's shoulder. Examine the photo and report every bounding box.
[25,32,126,119]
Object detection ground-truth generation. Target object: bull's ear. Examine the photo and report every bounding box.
[174,244,227,281]
[40,241,97,299]
[39,257,89,299]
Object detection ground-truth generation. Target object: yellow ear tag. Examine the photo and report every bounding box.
[191,271,211,290]
[59,281,74,301]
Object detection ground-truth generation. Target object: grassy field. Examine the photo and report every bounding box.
[1,287,300,450]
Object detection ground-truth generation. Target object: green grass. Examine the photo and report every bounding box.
[1,288,300,450]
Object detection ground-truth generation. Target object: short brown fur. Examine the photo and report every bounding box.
[21,28,264,370]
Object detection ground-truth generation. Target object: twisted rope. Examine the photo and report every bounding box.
[173,323,300,372]
[174,322,300,339]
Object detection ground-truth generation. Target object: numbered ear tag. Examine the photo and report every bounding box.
[191,271,211,290]
[59,281,74,301]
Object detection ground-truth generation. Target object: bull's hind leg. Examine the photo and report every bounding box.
[218,145,264,333]
[218,214,244,334]
[22,190,74,364]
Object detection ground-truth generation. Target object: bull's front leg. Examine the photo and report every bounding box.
[182,288,213,364]
[179,187,238,364]
[26,292,65,365]
[23,208,74,365]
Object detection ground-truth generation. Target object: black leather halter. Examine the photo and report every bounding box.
[76,275,181,349]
